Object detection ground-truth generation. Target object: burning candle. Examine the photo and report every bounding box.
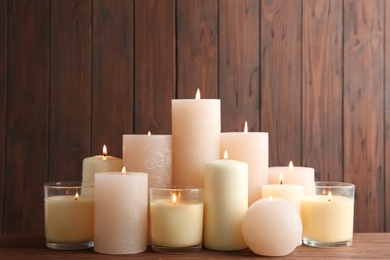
[268,161,314,185]
[172,89,221,187]
[221,121,269,206]
[82,145,123,183]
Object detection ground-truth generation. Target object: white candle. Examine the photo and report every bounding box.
[45,195,94,244]
[123,132,172,187]
[268,161,314,185]
[150,199,203,248]
[94,169,148,254]
[221,121,268,206]
[82,145,123,183]
[242,197,302,256]
[204,151,248,251]
[172,89,220,187]
[301,194,354,243]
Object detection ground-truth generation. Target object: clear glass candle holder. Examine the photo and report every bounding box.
[44,181,94,250]
[301,182,355,248]
[149,185,204,254]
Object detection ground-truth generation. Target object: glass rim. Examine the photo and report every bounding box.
[305,181,355,188]
[149,185,203,192]
[43,181,94,189]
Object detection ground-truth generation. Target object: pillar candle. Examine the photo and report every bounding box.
[82,145,123,183]
[94,170,148,254]
[268,161,314,185]
[123,132,171,187]
[204,151,248,251]
[221,121,268,206]
[172,89,220,187]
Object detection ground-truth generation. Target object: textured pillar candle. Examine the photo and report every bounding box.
[172,89,220,187]
[204,152,248,251]
[221,121,268,206]
[94,170,148,254]
[123,132,172,187]
[268,161,314,185]
[82,145,123,183]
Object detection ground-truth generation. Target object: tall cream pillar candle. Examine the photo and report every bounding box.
[94,169,148,254]
[123,132,172,187]
[221,121,268,206]
[268,161,314,185]
[172,89,220,187]
[82,145,123,183]
[204,151,248,251]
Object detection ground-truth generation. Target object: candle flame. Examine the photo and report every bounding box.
[279,172,284,185]
[103,145,107,160]
[244,121,248,133]
[269,196,273,201]
[288,161,294,170]
[75,192,79,201]
[148,131,151,136]
[195,88,201,99]
[172,194,177,205]
[121,166,126,175]
[223,150,229,160]
[328,191,332,202]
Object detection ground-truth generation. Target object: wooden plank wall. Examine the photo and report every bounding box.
[0,0,388,234]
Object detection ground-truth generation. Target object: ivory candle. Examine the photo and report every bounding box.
[82,145,122,183]
[268,161,314,185]
[94,170,148,254]
[221,121,268,206]
[123,132,172,187]
[204,151,248,251]
[172,89,220,187]
[242,197,302,256]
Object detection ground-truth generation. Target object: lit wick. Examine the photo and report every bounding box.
[121,166,126,176]
[279,172,284,185]
[74,192,79,201]
[328,191,332,202]
[103,145,108,160]
[173,194,177,206]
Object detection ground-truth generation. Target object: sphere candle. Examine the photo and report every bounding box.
[204,151,248,251]
[172,89,220,187]
[221,121,268,206]
[82,145,123,183]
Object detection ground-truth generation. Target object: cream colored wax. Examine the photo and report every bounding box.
[301,195,354,242]
[204,155,248,251]
[268,162,314,185]
[221,122,268,206]
[94,171,148,254]
[45,195,94,243]
[123,133,172,187]
[172,90,220,187]
[261,184,302,214]
[82,145,122,183]
[150,199,203,247]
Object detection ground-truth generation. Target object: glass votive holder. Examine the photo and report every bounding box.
[301,182,355,248]
[149,185,204,254]
[44,181,94,250]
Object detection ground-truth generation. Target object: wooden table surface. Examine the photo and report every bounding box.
[0,233,389,259]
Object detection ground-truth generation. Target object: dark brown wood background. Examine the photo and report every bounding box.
[0,0,389,234]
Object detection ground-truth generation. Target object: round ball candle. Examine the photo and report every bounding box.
[94,169,148,254]
[268,161,314,185]
[123,132,172,187]
[204,151,248,251]
[242,197,302,256]
[82,145,123,183]
[221,121,268,206]
[172,89,220,187]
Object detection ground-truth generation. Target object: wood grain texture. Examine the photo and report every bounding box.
[0,0,6,233]
[219,0,260,132]
[134,0,175,134]
[176,0,218,99]
[385,0,390,232]
[343,0,385,232]
[49,0,91,181]
[302,0,343,181]
[92,0,134,157]
[260,0,302,166]
[4,0,49,233]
